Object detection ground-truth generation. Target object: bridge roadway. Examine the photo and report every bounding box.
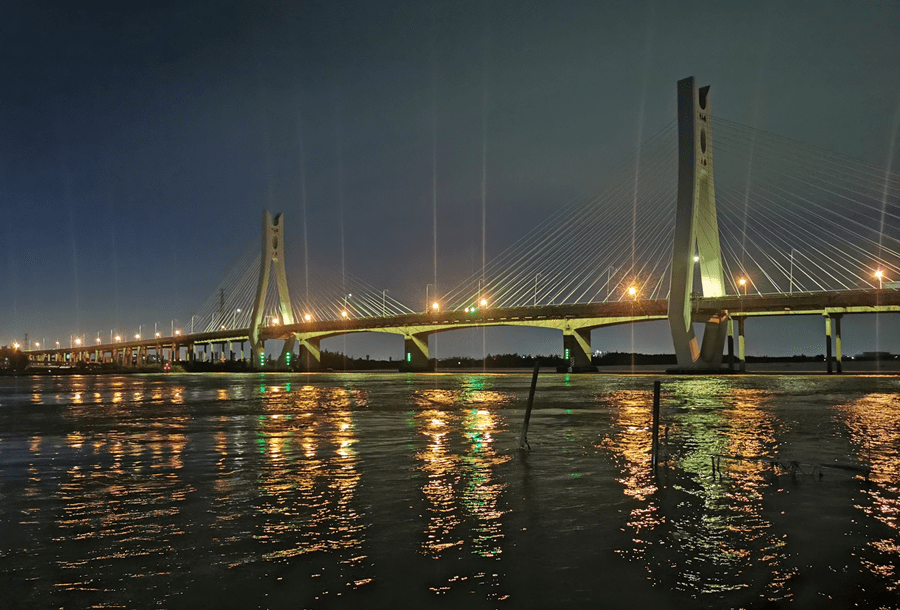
[24,288,900,369]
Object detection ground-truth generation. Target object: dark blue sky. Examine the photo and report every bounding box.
[2,1,899,359]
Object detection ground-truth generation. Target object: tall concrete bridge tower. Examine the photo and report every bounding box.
[668,77,729,369]
[249,211,298,369]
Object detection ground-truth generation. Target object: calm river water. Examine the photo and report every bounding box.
[1,372,898,609]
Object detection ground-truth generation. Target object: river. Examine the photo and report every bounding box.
[1,372,898,609]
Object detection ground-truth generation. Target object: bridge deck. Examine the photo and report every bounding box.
[23,289,899,357]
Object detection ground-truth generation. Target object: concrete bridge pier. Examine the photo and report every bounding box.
[401,332,434,372]
[560,328,597,373]
[297,336,320,371]
[727,318,735,370]
[277,335,297,369]
[734,316,746,373]
[834,315,843,373]
[824,314,843,374]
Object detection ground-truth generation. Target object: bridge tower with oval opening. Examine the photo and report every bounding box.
[668,77,729,370]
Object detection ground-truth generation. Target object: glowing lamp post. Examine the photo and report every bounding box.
[739,278,747,295]
[875,270,883,289]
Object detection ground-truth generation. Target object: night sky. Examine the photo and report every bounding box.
[2,1,899,360]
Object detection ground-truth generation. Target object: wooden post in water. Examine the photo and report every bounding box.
[651,381,661,469]
[518,361,541,450]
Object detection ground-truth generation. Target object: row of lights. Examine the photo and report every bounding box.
[732,270,888,294]
[18,268,893,350]
[695,254,891,293]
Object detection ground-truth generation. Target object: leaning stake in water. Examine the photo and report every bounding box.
[518,361,540,450]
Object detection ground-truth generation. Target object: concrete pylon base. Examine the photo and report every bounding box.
[399,360,436,373]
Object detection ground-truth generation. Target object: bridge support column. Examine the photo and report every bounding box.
[277,335,298,369]
[735,316,746,373]
[668,77,729,371]
[727,318,735,371]
[834,315,843,373]
[249,211,297,370]
[560,328,597,373]
[401,332,434,372]
[297,336,320,371]
[824,314,842,374]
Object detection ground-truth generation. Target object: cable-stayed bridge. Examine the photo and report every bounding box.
[25,78,900,373]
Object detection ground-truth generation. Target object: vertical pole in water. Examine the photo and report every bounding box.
[651,381,661,469]
[824,314,833,375]
[518,361,540,450]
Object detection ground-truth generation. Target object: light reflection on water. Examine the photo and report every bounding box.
[413,383,513,598]
[1,373,898,608]
[253,386,366,564]
[836,392,900,591]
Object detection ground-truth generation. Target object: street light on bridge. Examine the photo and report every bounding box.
[628,286,637,298]
[114,335,121,342]
[431,301,440,312]
[304,313,312,321]
[875,269,883,289]
[739,277,747,295]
